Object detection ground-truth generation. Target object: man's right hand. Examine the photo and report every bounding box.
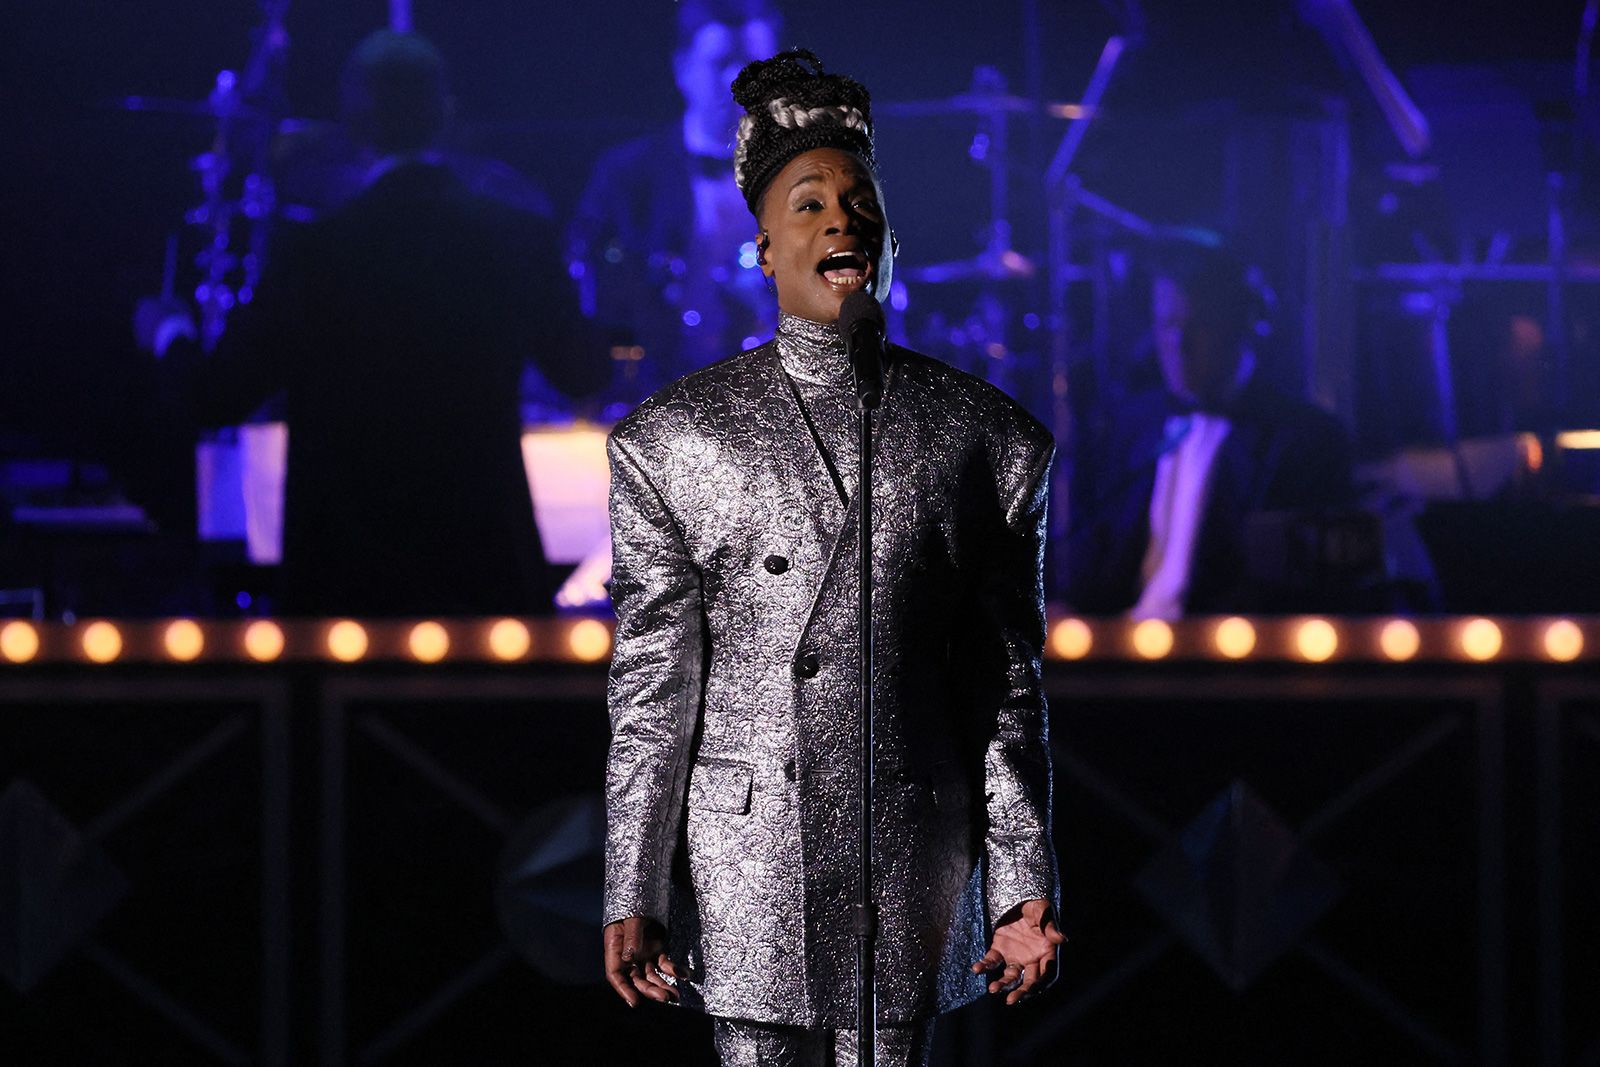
[603,916,681,1007]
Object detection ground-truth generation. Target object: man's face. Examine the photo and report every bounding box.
[1153,277,1245,407]
[757,148,890,325]
[674,19,779,126]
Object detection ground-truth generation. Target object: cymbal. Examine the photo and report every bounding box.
[878,94,1088,120]
[904,248,1037,285]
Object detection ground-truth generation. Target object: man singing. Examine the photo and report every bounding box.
[602,50,1062,1066]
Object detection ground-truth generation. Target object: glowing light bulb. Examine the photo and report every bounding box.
[1539,619,1582,662]
[244,620,285,662]
[409,621,450,663]
[489,618,531,661]
[327,620,368,663]
[1460,618,1502,662]
[164,619,205,661]
[569,618,612,662]
[0,622,40,663]
[82,621,123,664]
[1214,617,1256,659]
[1049,619,1093,660]
[1379,619,1420,662]
[1131,619,1173,660]
[1296,619,1338,663]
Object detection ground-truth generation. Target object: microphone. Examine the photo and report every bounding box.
[839,290,887,408]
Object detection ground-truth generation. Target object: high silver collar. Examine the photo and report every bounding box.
[775,312,852,388]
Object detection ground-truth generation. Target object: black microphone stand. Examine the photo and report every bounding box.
[851,324,883,1067]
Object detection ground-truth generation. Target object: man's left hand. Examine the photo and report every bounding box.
[972,898,1065,1005]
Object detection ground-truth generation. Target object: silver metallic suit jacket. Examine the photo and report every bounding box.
[604,336,1057,1028]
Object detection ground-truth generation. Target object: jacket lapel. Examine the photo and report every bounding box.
[798,351,913,635]
[743,343,850,554]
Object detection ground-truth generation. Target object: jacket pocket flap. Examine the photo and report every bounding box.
[688,759,753,814]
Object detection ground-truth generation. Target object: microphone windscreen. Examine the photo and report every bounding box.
[838,290,885,341]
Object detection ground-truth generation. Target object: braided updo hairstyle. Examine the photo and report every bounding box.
[731,49,875,215]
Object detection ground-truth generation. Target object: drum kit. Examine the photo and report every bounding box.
[873,61,1137,411]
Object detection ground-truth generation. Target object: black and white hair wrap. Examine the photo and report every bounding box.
[730,49,875,215]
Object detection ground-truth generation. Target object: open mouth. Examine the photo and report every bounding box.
[817,249,873,292]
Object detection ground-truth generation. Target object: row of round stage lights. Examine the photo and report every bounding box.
[0,618,615,664]
[0,617,1591,665]
[1046,617,1589,663]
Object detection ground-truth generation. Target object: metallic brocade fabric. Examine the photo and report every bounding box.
[712,1015,934,1067]
[775,312,854,386]
[776,314,858,504]
[604,323,1057,1029]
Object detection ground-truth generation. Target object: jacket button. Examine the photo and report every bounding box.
[794,652,820,678]
[783,759,797,781]
[764,554,790,574]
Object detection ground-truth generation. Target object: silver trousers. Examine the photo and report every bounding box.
[711,1017,934,1067]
